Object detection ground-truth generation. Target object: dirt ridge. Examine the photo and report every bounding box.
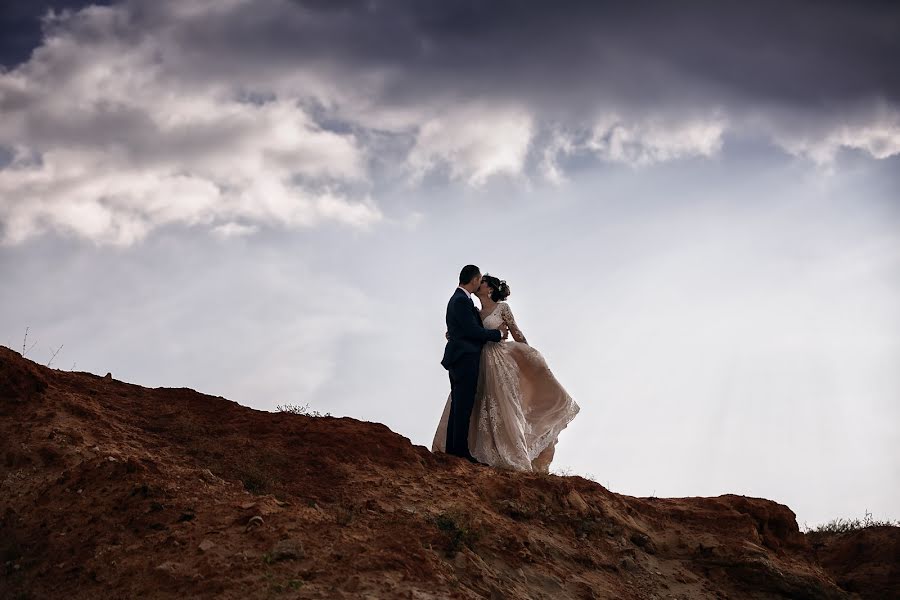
[1,346,895,599]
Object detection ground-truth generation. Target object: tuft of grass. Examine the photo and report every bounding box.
[276,403,331,417]
[268,578,303,593]
[262,570,304,594]
[551,466,574,477]
[334,503,354,527]
[433,512,482,556]
[208,453,285,497]
[803,510,900,534]
[240,466,272,495]
[240,460,275,496]
[2,538,22,563]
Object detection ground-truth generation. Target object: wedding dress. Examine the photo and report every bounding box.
[432,302,580,472]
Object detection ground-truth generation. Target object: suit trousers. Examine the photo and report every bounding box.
[445,351,481,459]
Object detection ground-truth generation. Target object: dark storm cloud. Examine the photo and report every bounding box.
[240,0,900,114]
[176,0,898,167]
[3,1,897,110]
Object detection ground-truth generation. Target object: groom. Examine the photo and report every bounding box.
[441,265,508,462]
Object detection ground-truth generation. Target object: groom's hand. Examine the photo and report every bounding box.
[499,323,509,339]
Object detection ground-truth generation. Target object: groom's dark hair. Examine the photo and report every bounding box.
[459,264,480,285]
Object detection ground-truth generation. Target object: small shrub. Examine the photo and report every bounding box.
[276,403,331,417]
[240,467,271,495]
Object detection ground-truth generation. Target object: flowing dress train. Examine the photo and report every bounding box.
[433,302,579,472]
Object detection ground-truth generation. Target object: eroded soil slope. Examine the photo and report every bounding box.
[1,346,895,599]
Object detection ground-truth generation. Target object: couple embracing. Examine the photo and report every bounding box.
[432,265,580,472]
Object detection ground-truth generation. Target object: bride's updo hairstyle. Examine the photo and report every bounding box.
[482,274,511,302]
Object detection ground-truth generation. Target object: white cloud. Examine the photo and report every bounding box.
[537,114,726,180]
[587,114,726,166]
[539,130,576,185]
[774,115,900,165]
[0,2,378,246]
[212,222,259,238]
[407,104,534,186]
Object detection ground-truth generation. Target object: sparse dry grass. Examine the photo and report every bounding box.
[276,403,331,417]
[804,510,900,533]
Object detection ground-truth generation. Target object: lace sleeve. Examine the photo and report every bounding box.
[500,303,527,344]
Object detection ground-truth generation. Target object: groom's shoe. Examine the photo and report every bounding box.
[466,456,489,467]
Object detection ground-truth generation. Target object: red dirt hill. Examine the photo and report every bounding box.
[1,346,896,599]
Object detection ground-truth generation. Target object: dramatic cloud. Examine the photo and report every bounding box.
[407,103,534,185]
[0,0,898,243]
[0,3,380,245]
[767,102,900,165]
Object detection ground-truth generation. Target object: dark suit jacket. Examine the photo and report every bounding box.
[441,288,502,369]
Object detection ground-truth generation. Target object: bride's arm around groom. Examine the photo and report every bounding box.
[441,290,506,369]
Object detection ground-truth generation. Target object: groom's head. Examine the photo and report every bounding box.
[459,264,482,293]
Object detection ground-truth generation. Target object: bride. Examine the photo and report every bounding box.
[433,274,580,472]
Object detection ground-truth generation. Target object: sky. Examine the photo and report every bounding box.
[1,0,898,527]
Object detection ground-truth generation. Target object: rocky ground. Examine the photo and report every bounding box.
[1,345,896,599]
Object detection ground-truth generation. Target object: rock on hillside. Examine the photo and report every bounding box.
[0,346,895,599]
